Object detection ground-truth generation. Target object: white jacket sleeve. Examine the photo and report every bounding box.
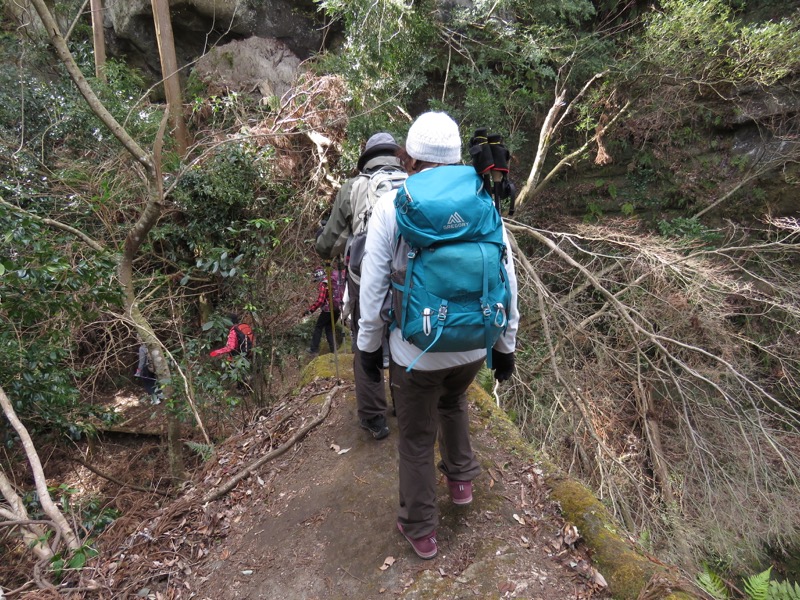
[356,192,397,353]
[493,225,519,354]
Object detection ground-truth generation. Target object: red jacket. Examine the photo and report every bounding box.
[210,324,254,358]
[307,281,331,313]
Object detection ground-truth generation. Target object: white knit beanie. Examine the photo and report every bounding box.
[405,112,462,164]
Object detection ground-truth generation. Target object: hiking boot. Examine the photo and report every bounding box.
[447,478,473,505]
[359,415,389,440]
[397,522,438,559]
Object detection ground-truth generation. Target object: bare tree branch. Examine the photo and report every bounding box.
[0,385,80,550]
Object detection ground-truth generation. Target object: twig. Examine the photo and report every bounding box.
[339,567,366,584]
[202,385,339,502]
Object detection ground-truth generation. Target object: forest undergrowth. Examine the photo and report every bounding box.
[3,0,800,593]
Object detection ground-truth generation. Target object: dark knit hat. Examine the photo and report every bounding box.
[357,132,400,171]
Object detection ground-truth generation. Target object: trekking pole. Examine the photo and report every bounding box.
[325,263,340,378]
[487,133,509,212]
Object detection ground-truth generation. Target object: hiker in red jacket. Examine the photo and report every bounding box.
[303,267,342,356]
[210,314,255,359]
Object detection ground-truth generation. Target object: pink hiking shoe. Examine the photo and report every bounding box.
[447,478,473,505]
[397,522,438,559]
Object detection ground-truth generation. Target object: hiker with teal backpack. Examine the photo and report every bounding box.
[356,112,519,560]
[316,132,407,440]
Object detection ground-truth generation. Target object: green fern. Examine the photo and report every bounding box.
[185,440,215,462]
[769,579,800,600]
[744,567,772,600]
[698,568,730,600]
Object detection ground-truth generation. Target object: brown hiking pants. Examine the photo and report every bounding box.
[391,359,483,538]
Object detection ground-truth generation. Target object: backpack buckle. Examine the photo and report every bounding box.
[493,303,507,328]
[422,307,433,336]
[437,304,448,322]
[481,301,491,317]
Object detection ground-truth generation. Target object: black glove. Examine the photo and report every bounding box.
[360,347,384,383]
[314,218,328,240]
[491,349,515,382]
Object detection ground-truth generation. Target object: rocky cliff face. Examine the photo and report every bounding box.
[103,0,328,85]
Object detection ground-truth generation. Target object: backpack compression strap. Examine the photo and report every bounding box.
[398,247,441,371]
[401,243,504,372]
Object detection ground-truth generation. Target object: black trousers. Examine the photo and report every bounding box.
[137,366,158,395]
[310,309,340,353]
[350,293,388,421]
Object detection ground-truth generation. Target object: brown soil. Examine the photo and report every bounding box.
[11,355,610,600]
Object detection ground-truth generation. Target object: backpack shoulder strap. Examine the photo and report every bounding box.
[352,167,408,235]
[349,174,371,235]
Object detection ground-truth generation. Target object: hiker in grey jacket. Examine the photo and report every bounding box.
[357,112,519,560]
[135,343,162,403]
[316,132,405,440]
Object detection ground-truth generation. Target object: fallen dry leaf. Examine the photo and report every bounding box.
[330,443,341,452]
[592,570,608,588]
[499,580,516,593]
[337,447,351,455]
[219,548,230,560]
[379,556,395,571]
[562,523,581,546]
[512,513,525,525]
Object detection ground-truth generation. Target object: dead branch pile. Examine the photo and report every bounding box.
[233,73,349,203]
[505,218,800,571]
[60,380,341,599]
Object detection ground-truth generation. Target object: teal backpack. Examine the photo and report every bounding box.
[390,165,511,371]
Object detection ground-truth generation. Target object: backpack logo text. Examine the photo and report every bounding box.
[444,212,468,230]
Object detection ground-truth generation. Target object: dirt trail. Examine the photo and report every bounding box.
[66,354,608,599]
[177,355,607,600]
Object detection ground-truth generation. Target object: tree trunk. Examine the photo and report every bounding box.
[90,0,106,81]
[151,0,189,156]
[30,0,186,479]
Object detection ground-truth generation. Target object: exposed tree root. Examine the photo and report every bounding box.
[201,383,339,503]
